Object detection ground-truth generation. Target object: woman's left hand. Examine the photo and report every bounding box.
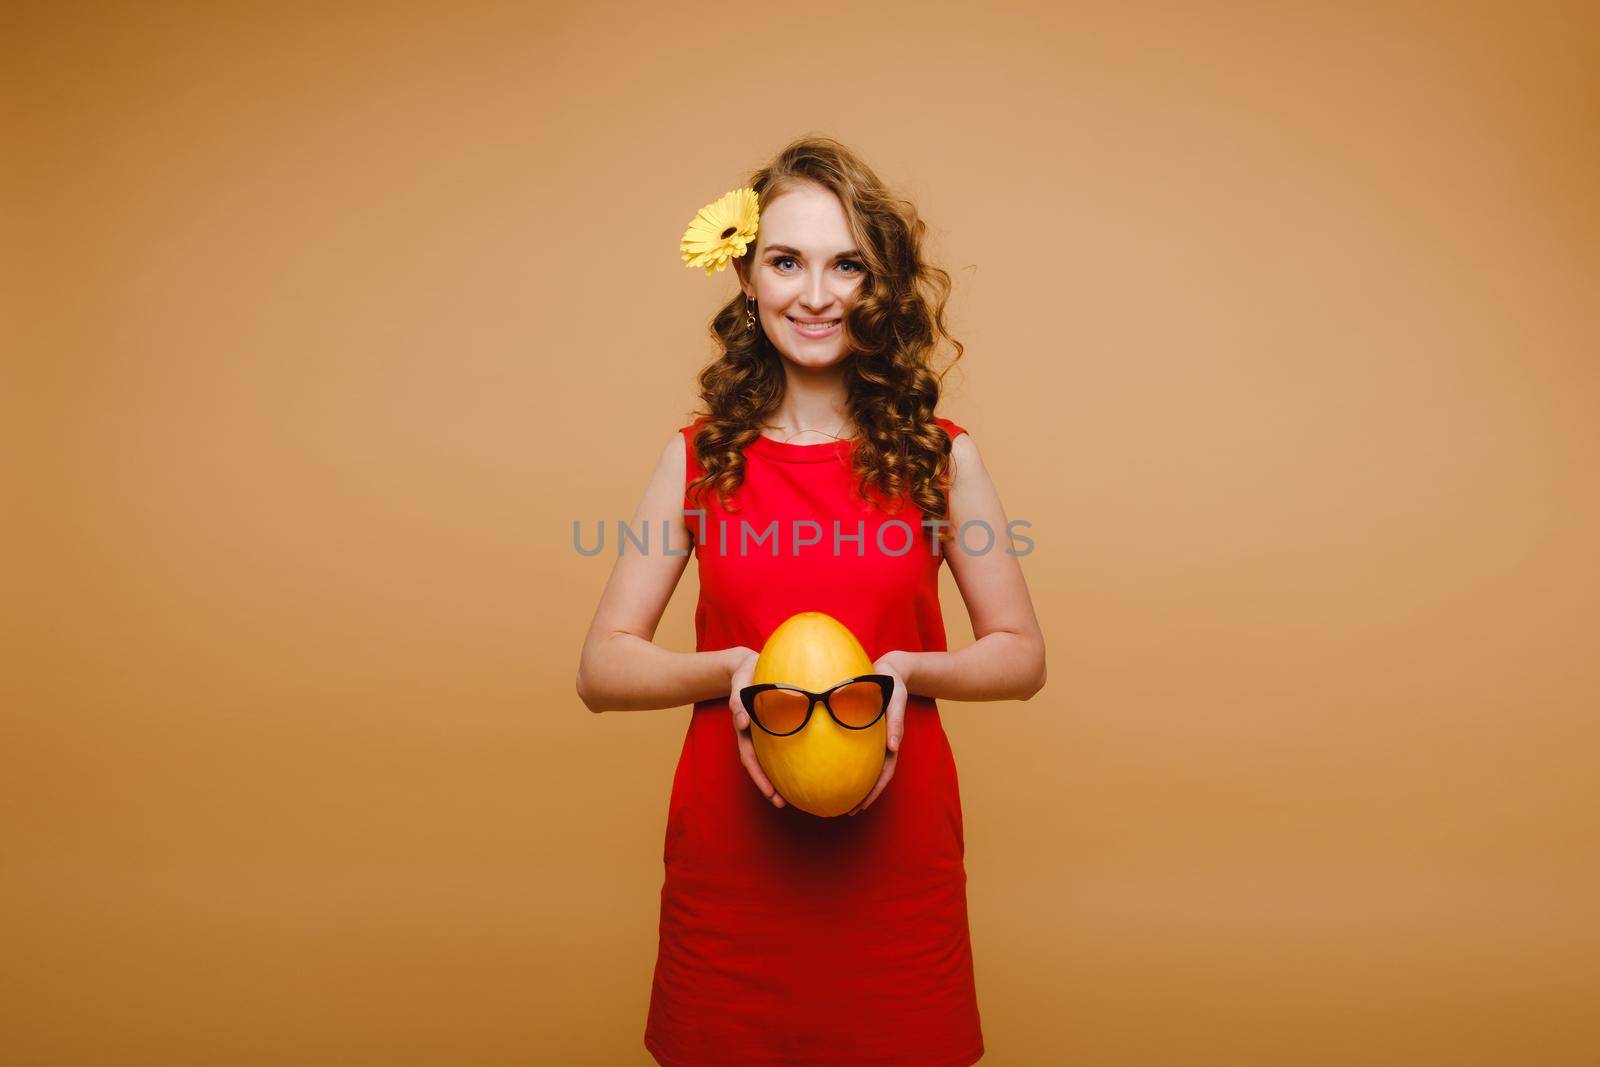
[849,651,910,816]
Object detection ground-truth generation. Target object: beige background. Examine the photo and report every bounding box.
[5,1,1598,1063]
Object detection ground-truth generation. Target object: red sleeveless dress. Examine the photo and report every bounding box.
[644,417,984,1067]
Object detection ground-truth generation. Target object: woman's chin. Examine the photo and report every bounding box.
[774,346,851,371]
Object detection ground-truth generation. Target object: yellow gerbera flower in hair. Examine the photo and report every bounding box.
[680,188,760,276]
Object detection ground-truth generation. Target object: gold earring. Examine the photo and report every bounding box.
[745,296,757,330]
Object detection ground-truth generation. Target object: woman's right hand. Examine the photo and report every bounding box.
[727,646,785,809]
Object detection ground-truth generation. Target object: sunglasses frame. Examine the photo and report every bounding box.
[737,674,896,737]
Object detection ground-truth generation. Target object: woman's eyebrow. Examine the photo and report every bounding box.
[765,244,864,260]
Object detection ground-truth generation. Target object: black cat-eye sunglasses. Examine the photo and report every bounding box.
[737,675,895,737]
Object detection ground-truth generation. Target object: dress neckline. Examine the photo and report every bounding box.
[747,433,855,464]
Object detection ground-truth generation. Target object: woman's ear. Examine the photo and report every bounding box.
[733,256,753,299]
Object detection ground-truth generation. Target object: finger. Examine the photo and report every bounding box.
[887,683,908,752]
[848,777,878,817]
[736,731,783,806]
[849,759,895,816]
[856,751,897,812]
[739,749,778,803]
[735,731,770,790]
[736,735,787,809]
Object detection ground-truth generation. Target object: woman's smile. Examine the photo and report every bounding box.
[787,315,841,339]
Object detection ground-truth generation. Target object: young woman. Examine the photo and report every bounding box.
[576,136,1046,1067]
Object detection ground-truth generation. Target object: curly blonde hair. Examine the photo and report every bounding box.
[686,135,965,536]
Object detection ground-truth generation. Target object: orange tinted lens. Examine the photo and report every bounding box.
[752,689,811,734]
[828,680,886,728]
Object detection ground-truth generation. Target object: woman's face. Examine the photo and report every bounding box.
[738,182,867,370]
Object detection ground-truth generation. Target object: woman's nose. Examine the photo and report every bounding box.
[804,269,830,310]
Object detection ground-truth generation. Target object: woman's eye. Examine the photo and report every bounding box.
[770,256,864,274]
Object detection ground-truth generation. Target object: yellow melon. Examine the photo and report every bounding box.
[749,612,887,817]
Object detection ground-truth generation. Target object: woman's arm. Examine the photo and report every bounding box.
[849,431,1046,813]
[890,432,1047,703]
[575,433,748,712]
